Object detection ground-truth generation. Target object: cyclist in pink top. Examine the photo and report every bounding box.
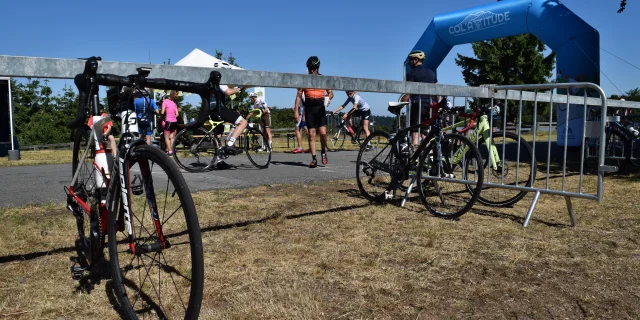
[162,90,180,155]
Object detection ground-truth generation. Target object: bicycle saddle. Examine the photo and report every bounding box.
[388,102,409,115]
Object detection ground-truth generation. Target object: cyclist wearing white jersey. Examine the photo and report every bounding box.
[331,91,371,139]
[249,92,272,149]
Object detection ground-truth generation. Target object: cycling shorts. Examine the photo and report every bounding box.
[138,120,153,136]
[304,104,327,129]
[261,112,271,128]
[409,101,439,132]
[210,108,242,126]
[356,109,371,121]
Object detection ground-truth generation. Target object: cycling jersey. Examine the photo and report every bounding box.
[342,94,370,111]
[251,97,268,112]
[298,88,326,106]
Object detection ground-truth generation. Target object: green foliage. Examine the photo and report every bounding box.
[454,34,556,123]
[11,79,77,146]
[619,0,627,13]
[611,88,640,102]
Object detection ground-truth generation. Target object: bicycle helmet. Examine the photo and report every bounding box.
[408,50,425,60]
[306,56,320,69]
[249,92,258,98]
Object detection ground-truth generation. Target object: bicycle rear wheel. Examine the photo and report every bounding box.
[108,144,204,319]
[417,133,483,219]
[172,127,218,172]
[245,127,272,168]
[475,131,535,207]
[356,131,394,201]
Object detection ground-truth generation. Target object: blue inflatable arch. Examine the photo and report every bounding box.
[409,0,599,147]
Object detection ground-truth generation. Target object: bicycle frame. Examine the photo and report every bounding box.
[443,113,502,171]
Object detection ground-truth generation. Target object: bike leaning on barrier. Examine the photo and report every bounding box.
[66,56,213,319]
[446,102,536,207]
[356,97,485,219]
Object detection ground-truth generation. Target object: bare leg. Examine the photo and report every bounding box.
[362,119,370,137]
[308,128,317,156]
[164,131,171,153]
[295,126,303,148]
[318,126,328,153]
[168,130,177,153]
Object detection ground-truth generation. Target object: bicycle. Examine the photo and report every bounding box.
[584,109,640,173]
[327,112,378,151]
[66,56,218,319]
[172,108,272,171]
[356,99,484,219]
[444,103,536,207]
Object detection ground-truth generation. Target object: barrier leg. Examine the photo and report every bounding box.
[523,190,541,228]
[565,196,576,227]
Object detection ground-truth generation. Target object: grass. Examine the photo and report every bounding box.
[0,150,73,167]
[1,172,639,319]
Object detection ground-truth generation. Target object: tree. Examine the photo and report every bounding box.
[454,34,556,123]
[619,0,627,13]
[611,88,640,102]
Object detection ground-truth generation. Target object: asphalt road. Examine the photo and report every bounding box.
[0,151,359,207]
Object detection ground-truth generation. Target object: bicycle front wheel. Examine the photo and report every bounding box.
[108,144,204,319]
[245,127,272,169]
[356,131,394,201]
[329,126,346,151]
[475,131,536,207]
[172,127,218,172]
[416,133,483,219]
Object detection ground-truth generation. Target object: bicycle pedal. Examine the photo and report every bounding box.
[70,260,86,280]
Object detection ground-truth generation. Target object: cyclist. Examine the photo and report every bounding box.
[294,56,333,168]
[161,90,180,155]
[133,88,159,145]
[331,91,372,141]
[401,50,439,150]
[291,99,311,153]
[248,92,272,150]
[210,83,248,161]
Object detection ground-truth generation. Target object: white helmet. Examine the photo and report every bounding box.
[249,92,258,98]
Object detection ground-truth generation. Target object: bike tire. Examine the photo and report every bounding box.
[172,127,218,172]
[417,133,483,219]
[245,127,272,169]
[356,131,394,201]
[71,126,104,269]
[329,126,346,151]
[474,131,536,207]
[108,144,204,320]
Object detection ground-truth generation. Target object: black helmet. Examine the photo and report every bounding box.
[306,56,320,69]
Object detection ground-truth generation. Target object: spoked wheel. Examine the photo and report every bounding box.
[474,131,536,207]
[71,126,106,270]
[356,131,394,201]
[329,125,346,151]
[172,127,218,172]
[108,144,204,320]
[245,127,272,169]
[416,133,483,219]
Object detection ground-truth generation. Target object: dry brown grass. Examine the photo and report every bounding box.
[1,174,639,319]
[0,150,73,167]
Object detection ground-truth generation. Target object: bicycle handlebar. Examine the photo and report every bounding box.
[68,57,222,131]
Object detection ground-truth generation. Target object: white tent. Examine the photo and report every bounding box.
[174,48,244,70]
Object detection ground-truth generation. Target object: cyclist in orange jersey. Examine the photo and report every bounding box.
[294,56,334,168]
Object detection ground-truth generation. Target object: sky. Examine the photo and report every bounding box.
[1,0,639,116]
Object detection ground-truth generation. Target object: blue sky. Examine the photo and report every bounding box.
[1,0,638,116]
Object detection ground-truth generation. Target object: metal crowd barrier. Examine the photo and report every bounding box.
[406,83,619,227]
[3,55,640,227]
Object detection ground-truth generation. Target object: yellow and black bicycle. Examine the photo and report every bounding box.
[172,108,271,171]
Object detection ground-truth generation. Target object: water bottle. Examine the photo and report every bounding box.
[627,124,639,137]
